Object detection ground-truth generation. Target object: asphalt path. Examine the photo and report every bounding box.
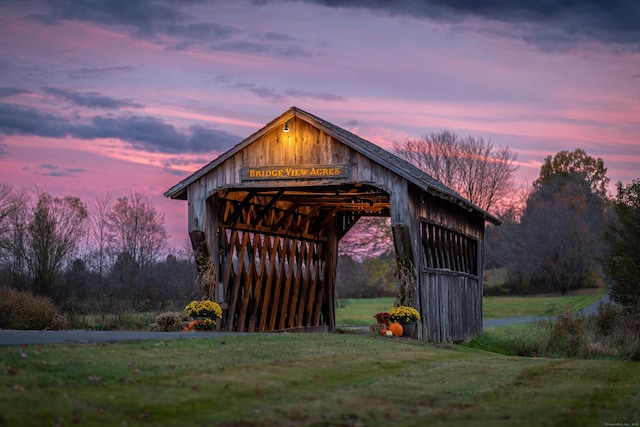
[0,329,242,346]
[482,292,609,328]
[0,294,609,347]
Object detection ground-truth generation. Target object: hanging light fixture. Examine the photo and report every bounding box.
[283,121,290,132]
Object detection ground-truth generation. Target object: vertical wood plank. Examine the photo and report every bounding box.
[258,236,279,331]
[287,241,303,328]
[278,239,296,330]
[269,238,287,331]
[235,231,253,332]
[248,234,269,332]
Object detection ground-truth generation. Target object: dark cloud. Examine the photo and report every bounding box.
[27,0,189,34]
[65,66,135,80]
[211,38,313,58]
[216,76,343,102]
[287,89,343,101]
[0,103,69,137]
[0,103,239,154]
[25,0,312,58]
[0,87,30,98]
[295,0,640,51]
[42,87,143,109]
[264,32,296,42]
[36,164,88,177]
[80,116,239,153]
[26,0,240,48]
[239,83,284,102]
[212,40,270,55]
[79,115,183,150]
[165,22,239,40]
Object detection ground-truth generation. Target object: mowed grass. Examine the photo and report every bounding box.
[1,334,639,426]
[482,290,606,319]
[336,297,394,326]
[336,290,606,326]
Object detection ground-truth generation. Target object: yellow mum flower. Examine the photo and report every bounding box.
[388,306,421,323]
[185,300,223,319]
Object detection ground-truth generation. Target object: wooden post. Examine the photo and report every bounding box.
[189,231,216,300]
[324,216,338,332]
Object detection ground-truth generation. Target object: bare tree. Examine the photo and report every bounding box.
[107,191,168,305]
[0,184,17,236]
[26,191,88,297]
[0,184,29,288]
[393,131,519,214]
[84,193,113,297]
[339,217,393,259]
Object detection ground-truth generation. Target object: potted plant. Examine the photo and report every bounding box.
[184,300,223,332]
[388,305,421,338]
[373,312,391,326]
[388,305,421,324]
[192,318,217,331]
[185,299,223,319]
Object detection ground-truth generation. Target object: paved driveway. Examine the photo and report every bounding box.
[0,329,239,346]
[482,292,610,329]
[1,294,610,346]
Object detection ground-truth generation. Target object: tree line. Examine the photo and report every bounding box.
[0,187,198,313]
[340,134,639,310]
[2,132,639,314]
[484,148,611,293]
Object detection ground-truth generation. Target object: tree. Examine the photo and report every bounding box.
[107,191,168,305]
[151,251,199,308]
[534,148,609,196]
[26,191,88,297]
[339,217,393,259]
[604,180,640,309]
[0,184,17,237]
[85,193,113,297]
[393,131,519,213]
[519,173,606,293]
[502,149,609,294]
[0,184,29,288]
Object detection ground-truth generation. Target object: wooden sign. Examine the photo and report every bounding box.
[241,165,349,181]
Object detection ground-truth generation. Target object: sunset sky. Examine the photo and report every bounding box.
[1,0,639,250]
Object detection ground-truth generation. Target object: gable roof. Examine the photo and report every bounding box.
[164,106,500,225]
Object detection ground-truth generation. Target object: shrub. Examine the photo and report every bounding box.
[595,302,619,335]
[151,312,185,332]
[531,304,639,360]
[0,287,68,330]
[471,304,640,361]
[544,310,588,358]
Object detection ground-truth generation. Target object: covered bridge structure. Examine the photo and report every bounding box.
[165,107,499,342]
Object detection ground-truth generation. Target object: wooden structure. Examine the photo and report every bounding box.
[165,107,499,342]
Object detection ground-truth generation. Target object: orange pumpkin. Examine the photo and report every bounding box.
[184,320,199,331]
[388,322,403,337]
[380,327,388,336]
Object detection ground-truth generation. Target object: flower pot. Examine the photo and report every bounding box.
[401,321,417,339]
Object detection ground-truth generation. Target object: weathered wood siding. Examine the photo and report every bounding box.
[185,117,408,233]
[175,110,489,341]
[184,118,397,333]
[409,186,485,342]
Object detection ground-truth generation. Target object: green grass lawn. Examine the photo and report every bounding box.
[482,290,606,319]
[336,290,606,326]
[336,297,395,326]
[1,334,638,426]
